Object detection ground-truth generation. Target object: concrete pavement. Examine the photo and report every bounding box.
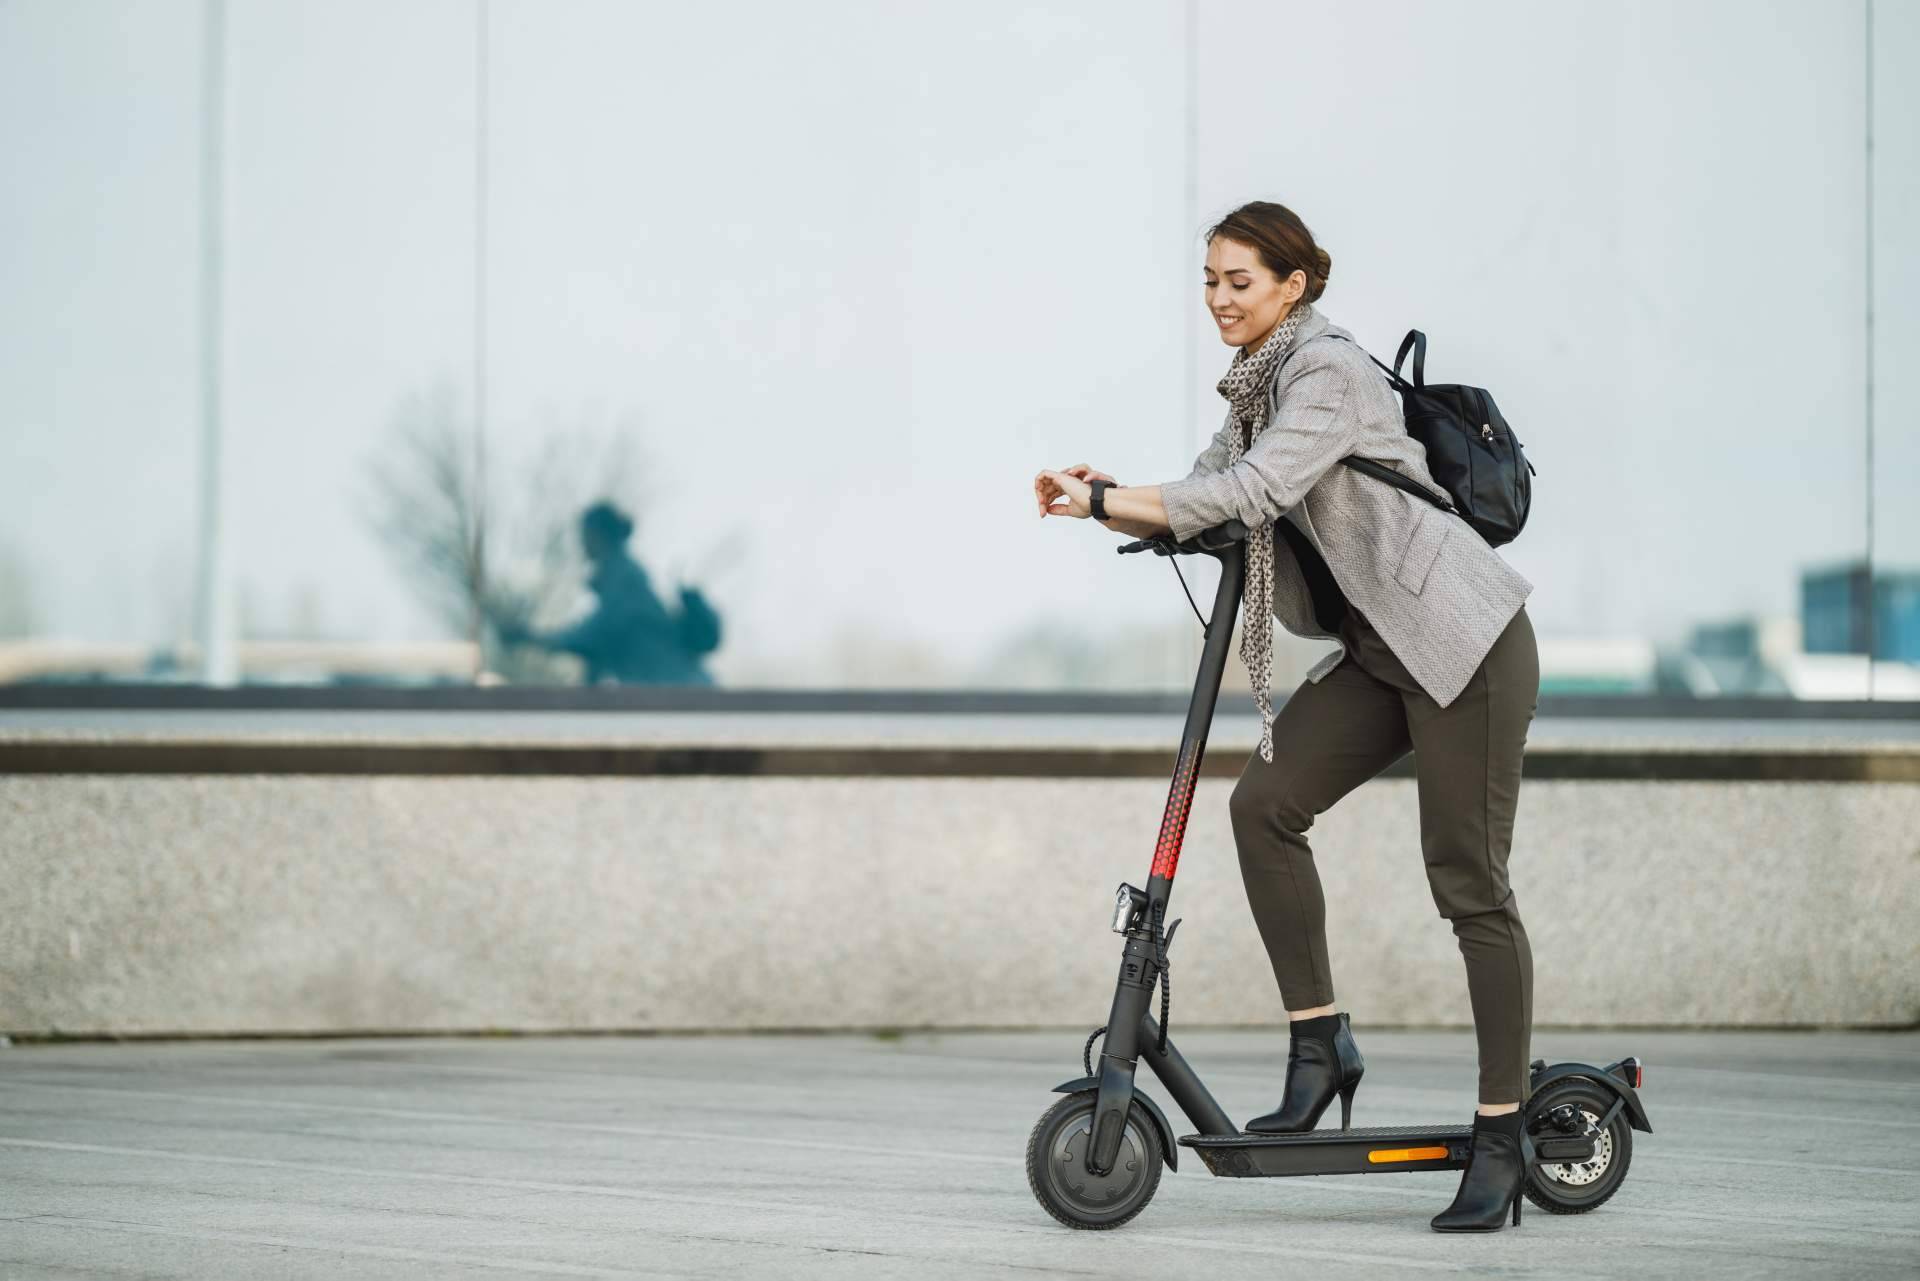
[1,1029,1916,1278]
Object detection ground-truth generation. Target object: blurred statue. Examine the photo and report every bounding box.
[495,501,721,685]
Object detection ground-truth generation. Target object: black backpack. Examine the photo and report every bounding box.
[1327,330,1536,547]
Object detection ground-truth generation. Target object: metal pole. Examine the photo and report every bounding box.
[471,0,490,677]
[475,0,488,449]
[1863,0,1876,698]
[1183,0,1200,458]
[193,0,235,685]
[1181,0,1206,677]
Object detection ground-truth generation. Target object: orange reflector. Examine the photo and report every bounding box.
[1367,1146,1450,1164]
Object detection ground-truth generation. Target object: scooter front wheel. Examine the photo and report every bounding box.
[1025,1090,1164,1230]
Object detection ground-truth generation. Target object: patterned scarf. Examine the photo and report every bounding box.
[1218,302,1312,765]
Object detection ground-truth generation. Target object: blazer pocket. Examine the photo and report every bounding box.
[1394,505,1451,596]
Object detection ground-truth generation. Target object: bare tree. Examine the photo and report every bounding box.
[361,385,650,683]
[363,387,486,646]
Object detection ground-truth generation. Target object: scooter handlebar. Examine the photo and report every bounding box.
[1117,519,1249,558]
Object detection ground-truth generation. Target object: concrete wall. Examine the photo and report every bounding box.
[4,773,1915,1036]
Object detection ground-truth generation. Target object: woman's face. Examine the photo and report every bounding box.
[1204,236,1305,351]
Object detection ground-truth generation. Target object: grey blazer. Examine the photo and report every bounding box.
[1159,306,1532,709]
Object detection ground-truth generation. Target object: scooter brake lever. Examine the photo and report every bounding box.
[1162,918,1181,951]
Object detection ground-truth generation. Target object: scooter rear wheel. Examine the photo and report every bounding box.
[1523,1077,1634,1214]
[1025,1090,1163,1230]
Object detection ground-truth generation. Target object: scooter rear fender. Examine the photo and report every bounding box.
[1529,1061,1653,1134]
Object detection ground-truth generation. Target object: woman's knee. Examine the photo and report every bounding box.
[1444,891,1528,946]
[1229,766,1312,847]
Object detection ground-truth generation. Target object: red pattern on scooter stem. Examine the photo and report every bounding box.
[1150,743,1203,880]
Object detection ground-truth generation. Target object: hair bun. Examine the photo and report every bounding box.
[1308,247,1333,302]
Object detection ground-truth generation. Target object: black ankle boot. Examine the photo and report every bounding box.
[1430,1110,1530,1232]
[1244,1012,1365,1133]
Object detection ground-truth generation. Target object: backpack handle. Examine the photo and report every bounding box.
[1324,329,1422,394]
[1391,329,1427,388]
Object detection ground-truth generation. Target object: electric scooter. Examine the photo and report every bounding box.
[1025,518,1651,1230]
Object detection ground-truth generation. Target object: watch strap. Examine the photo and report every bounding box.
[1090,479,1118,521]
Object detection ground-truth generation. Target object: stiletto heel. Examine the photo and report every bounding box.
[1245,1012,1367,1135]
[1431,1111,1528,1233]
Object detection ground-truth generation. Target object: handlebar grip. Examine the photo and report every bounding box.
[1117,520,1250,557]
[1189,519,1250,551]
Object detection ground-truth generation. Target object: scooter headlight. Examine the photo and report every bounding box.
[1111,882,1146,934]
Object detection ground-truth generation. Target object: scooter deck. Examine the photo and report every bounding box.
[1181,1124,1476,1178]
[1181,1123,1598,1178]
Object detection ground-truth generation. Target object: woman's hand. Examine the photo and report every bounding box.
[1034,465,1101,519]
[1063,464,1116,487]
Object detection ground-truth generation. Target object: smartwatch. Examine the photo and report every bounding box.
[1090,479,1120,521]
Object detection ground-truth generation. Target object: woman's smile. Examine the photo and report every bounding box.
[1204,235,1291,349]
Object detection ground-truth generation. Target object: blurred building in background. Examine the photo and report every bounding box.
[0,0,1914,699]
[1803,561,1920,662]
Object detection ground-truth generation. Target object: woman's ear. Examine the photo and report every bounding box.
[1284,268,1306,304]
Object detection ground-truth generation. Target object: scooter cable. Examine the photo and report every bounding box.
[1152,921,1174,1056]
[1168,559,1211,632]
[1079,559,1197,1076]
[1082,1025,1107,1078]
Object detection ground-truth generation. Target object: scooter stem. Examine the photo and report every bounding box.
[1085,532,1246,1174]
[1144,534,1245,901]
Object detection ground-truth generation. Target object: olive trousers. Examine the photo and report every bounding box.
[1228,604,1540,1104]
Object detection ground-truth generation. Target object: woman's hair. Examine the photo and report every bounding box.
[1206,201,1332,303]
[580,500,634,544]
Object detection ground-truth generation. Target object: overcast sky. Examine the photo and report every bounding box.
[1,0,1914,682]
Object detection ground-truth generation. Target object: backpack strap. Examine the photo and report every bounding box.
[1337,456,1457,514]
[1312,332,1456,512]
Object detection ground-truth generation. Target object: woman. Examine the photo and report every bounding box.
[499,501,722,685]
[1032,201,1539,1233]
